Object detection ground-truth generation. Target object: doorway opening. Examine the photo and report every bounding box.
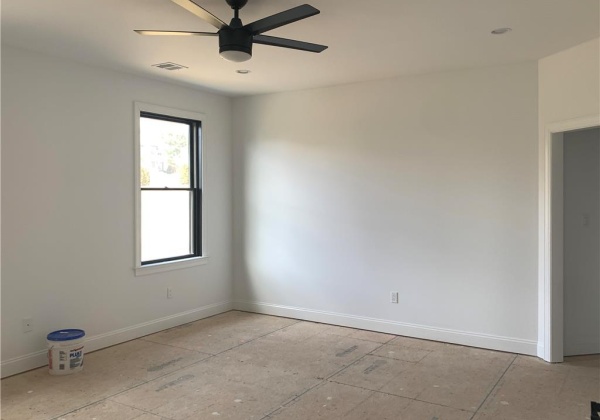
[563,127,599,356]
[540,116,600,362]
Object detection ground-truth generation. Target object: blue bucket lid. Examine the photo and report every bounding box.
[47,329,85,341]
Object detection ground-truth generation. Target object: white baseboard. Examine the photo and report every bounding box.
[1,301,233,378]
[537,343,545,359]
[233,300,538,356]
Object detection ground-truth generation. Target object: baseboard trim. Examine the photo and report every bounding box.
[1,300,233,378]
[537,342,545,359]
[233,300,538,356]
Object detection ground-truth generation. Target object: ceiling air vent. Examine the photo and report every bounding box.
[152,62,188,71]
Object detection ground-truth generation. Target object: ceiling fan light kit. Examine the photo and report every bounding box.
[219,15,253,62]
[136,0,327,62]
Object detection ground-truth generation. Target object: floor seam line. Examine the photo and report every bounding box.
[49,401,109,420]
[326,380,477,414]
[411,397,476,413]
[113,399,177,420]
[328,379,401,397]
[210,320,303,357]
[138,337,215,355]
[470,354,518,420]
[262,380,328,418]
[325,341,388,381]
[360,347,415,391]
[261,341,390,419]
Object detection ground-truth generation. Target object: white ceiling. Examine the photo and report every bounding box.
[2,0,598,96]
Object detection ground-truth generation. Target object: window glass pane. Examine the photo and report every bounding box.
[141,190,192,262]
[140,117,190,188]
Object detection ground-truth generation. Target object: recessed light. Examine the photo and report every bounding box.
[491,28,512,35]
[236,69,251,74]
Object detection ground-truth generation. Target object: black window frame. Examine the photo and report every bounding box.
[139,111,202,265]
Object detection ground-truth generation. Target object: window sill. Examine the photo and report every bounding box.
[135,256,209,277]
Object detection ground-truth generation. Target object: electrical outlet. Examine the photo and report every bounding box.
[390,292,399,304]
[167,287,173,299]
[22,318,33,333]
[583,213,590,226]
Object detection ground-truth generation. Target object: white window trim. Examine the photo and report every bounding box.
[133,102,208,276]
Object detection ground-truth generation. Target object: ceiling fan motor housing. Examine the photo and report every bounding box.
[219,17,252,59]
[219,28,252,57]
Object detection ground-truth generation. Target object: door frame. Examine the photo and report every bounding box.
[539,114,600,362]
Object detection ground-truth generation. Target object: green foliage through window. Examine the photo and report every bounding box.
[179,163,190,186]
[140,167,150,186]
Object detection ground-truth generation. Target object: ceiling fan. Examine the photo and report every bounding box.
[135,0,328,62]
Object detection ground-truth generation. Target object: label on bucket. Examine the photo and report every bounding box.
[59,350,68,371]
[48,343,84,374]
[70,346,84,369]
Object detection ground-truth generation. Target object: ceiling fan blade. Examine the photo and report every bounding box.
[253,35,327,53]
[170,0,227,30]
[135,30,218,36]
[244,4,320,35]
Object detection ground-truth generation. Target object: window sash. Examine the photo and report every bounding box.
[139,111,202,266]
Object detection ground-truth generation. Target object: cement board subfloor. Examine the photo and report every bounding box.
[2,311,598,419]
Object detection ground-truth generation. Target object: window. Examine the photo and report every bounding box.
[135,103,206,274]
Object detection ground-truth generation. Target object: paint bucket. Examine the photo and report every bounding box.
[47,329,85,375]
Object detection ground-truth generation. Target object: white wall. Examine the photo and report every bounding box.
[538,38,600,360]
[232,62,539,354]
[563,128,599,356]
[1,46,233,377]
[539,38,600,127]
